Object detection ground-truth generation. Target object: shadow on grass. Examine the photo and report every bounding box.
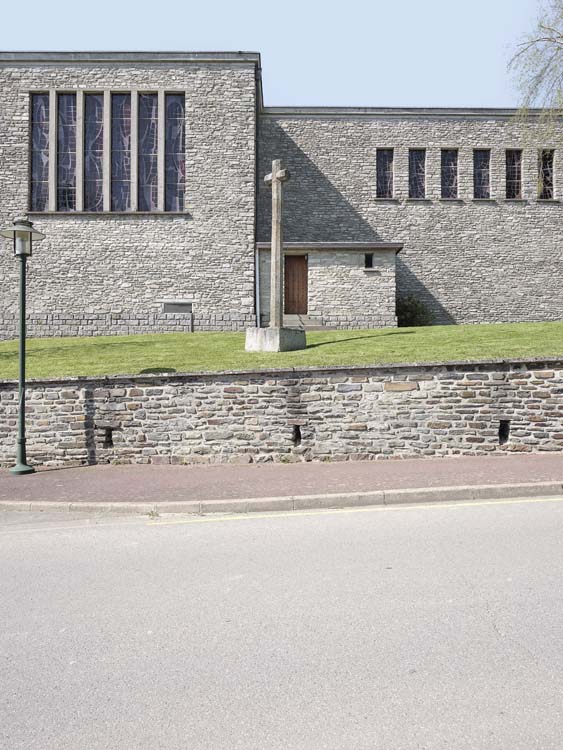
[139,367,178,374]
[306,331,415,349]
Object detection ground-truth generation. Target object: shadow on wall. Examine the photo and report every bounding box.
[84,388,97,466]
[258,121,383,244]
[83,388,125,467]
[397,260,456,325]
[258,121,453,324]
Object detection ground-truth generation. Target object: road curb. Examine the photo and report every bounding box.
[1,481,562,516]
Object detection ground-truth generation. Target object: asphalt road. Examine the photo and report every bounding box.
[2,498,563,749]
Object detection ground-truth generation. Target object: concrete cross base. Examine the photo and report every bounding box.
[245,326,307,352]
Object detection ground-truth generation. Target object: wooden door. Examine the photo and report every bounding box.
[284,255,308,314]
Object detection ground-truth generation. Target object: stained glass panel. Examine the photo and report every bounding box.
[30,94,49,211]
[57,93,77,211]
[408,149,426,199]
[473,150,490,199]
[441,149,458,199]
[539,149,554,200]
[165,94,185,211]
[138,93,158,211]
[84,94,104,212]
[111,93,131,211]
[376,149,393,198]
[506,150,522,199]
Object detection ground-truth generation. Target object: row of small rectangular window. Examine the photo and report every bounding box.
[30,92,186,212]
[375,148,555,201]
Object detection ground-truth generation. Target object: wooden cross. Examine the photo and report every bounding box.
[265,159,290,329]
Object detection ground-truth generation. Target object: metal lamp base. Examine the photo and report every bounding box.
[10,463,35,476]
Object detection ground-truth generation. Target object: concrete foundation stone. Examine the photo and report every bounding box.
[245,327,307,352]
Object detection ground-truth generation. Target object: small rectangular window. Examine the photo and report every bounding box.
[111,93,131,211]
[30,94,49,212]
[441,149,458,199]
[408,149,426,199]
[376,149,394,198]
[165,93,185,211]
[57,93,77,211]
[473,149,491,199]
[539,149,555,200]
[506,150,522,199]
[84,94,104,212]
[364,253,374,269]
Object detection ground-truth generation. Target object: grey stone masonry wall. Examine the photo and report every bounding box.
[258,112,563,325]
[0,55,259,339]
[3,52,563,338]
[1,359,563,467]
[258,247,398,328]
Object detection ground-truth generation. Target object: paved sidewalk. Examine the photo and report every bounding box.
[1,454,562,512]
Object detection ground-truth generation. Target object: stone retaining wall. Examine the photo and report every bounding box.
[1,359,563,468]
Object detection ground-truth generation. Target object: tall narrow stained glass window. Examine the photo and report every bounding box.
[84,94,104,211]
[539,149,555,200]
[111,93,131,211]
[138,93,158,211]
[165,94,185,211]
[441,149,458,199]
[408,149,426,199]
[506,150,522,199]
[376,149,394,198]
[473,149,491,199]
[30,94,50,211]
[57,93,77,211]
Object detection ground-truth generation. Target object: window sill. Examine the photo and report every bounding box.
[439,198,463,203]
[472,198,496,203]
[504,199,526,203]
[27,211,192,217]
[406,198,431,203]
[373,197,399,202]
[536,199,560,203]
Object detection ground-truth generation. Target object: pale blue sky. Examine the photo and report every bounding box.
[0,0,539,107]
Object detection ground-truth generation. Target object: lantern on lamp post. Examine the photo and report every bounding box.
[0,218,45,475]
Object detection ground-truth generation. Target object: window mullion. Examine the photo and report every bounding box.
[48,89,57,211]
[75,90,84,212]
[130,90,138,212]
[157,89,165,211]
[102,90,111,212]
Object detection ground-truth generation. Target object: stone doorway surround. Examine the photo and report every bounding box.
[257,242,403,329]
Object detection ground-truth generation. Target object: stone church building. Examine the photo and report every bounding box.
[0,51,562,338]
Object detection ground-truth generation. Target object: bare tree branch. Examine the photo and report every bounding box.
[509,0,563,124]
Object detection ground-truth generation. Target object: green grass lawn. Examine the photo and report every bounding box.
[0,321,562,380]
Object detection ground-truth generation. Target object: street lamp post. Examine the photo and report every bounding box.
[0,218,45,475]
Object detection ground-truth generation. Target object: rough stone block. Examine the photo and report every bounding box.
[384,382,419,392]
